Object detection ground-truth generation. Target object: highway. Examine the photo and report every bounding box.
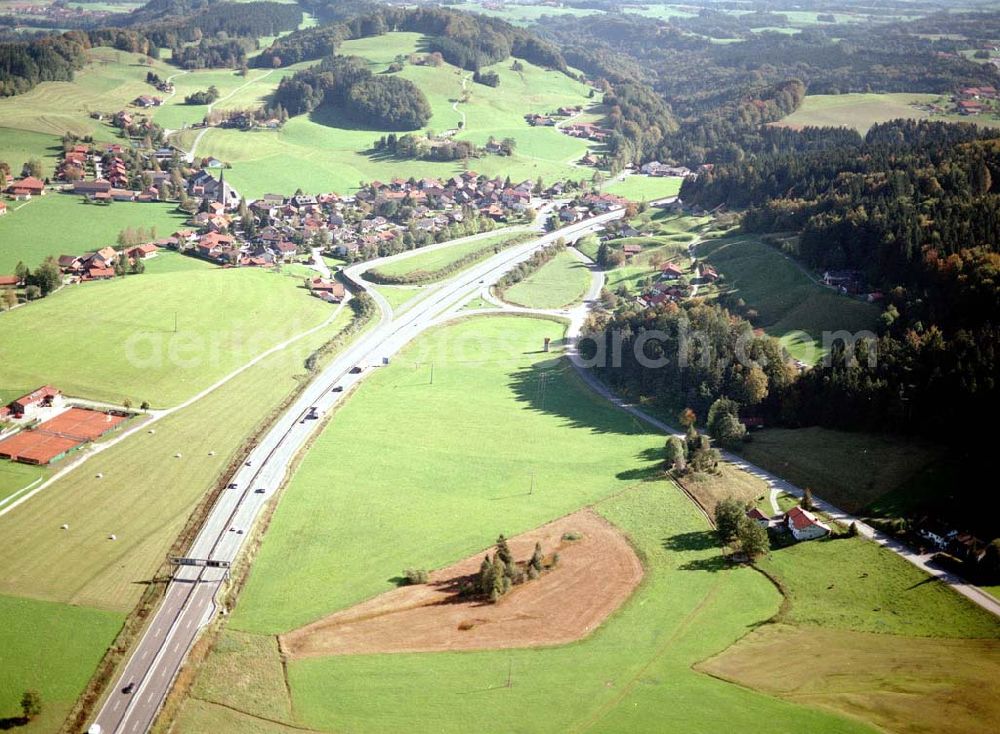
[89,205,628,734]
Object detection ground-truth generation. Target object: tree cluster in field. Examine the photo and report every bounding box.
[663,408,722,475]
[714,497,769,561]
[495,238,566,292]
[253,5,568,73]
[183,84,219,105]
[272,54,431,130]
[475,535,549,603]
[472,70,500,88]
[680,119,1000,438]
[372,133,479,162]
[12,257,62,301]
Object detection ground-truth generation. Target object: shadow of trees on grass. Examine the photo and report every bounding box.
[507,361,653,438]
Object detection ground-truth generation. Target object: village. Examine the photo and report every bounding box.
[0,97,649,306]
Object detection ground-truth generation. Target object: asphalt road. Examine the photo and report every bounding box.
[89,206,628,734]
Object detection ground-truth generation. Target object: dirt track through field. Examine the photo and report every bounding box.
[280,509,643,657]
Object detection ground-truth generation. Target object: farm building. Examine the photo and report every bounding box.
[660,262,685,279]
[6,176,45,199]
[6,385,62,419]
[746,508,772,528]
[309,277,346,303]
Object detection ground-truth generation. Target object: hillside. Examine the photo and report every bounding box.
[185,32,599,196]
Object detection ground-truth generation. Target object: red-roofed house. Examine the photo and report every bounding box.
[0,274,19,288]
[7,176,45,199]
[126,243,159,260]
[86,267,115,281]
[660,262,685,279]
[782,506,831,541]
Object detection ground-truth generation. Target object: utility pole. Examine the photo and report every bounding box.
[174,310,178,333]
[529,471,534,496]
[506,658,512,688]
[538,372,547,409]
[430,361,434,385]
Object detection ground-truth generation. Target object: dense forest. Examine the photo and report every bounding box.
[586,120,999,441]
[271,54,431,130]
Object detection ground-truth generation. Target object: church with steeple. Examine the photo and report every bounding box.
[187,168,242,210]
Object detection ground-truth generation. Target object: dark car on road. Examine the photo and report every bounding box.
[123,681,135,694]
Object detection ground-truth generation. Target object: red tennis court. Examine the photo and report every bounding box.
[0,408,128,464]
[41,407,127,441]
[0,431,80,465]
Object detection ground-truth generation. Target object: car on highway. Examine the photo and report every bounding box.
[349,365,364,374]
[245,460,252,467]
[254,488,266,494]
[227,482,238,489]
[331,385,344,393]
[122,681,135,694]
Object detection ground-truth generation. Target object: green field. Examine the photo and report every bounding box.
[0,127,63,181]
[185,315,881,732]
[774,92,1000,134]
[738,427,946,514]
[737,426,996,537]
[367,230,532,282]
[0,48,177,144]
[171,313,1000,734]
[698,533,1000,734]
[0,461,49,505]
[603,174,683,202]
[698,235,880,363]
[760,534,998,637]
[0,306,357,613]
[0,194,190,273]
[0,594,124,732]
[501,248,591,308]
[369,284,425,314]
[0,264,333,406]
[188,32,596,197]
[230,316,665,633]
